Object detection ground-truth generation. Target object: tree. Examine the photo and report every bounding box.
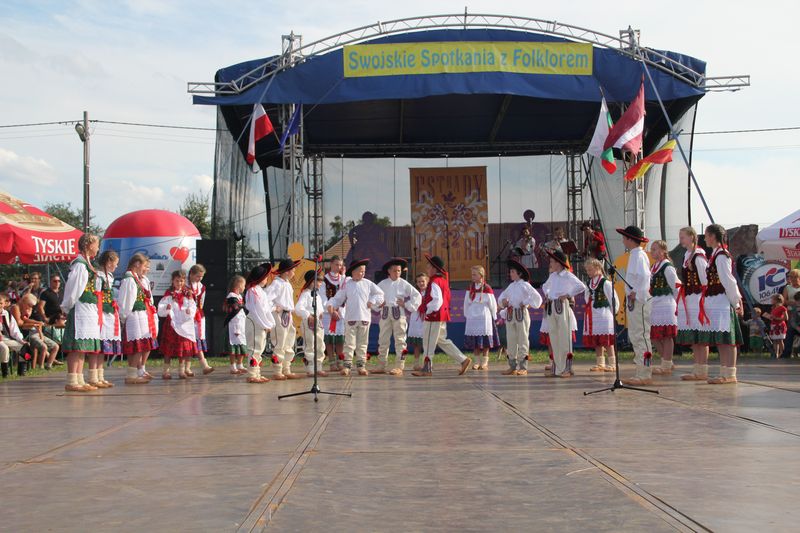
[44,202,104,236]
[179,192,212,240]
[324,212,391,250]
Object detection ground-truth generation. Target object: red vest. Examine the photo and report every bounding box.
[420,273,451,322]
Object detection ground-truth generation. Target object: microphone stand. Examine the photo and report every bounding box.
[279,254,352,402]
[584,256,659,396]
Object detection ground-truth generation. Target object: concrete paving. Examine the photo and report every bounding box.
[2,360,800,532]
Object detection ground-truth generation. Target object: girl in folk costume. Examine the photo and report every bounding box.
[138,258,158,379]
[649,240,681,376]
[326,259,385,376]
[266,258,303,380]
[675,227,712,381]
[118,253,157,385]
[406,273,428,372]
[376,258,422,376]
[223,275,248,375]
[189,264,214,375]
[464,265,500,372]
[768,294,789,357]
[60,234,104,392]
[94,250,121,388]
[295,269,328,377]
[157,270,198,379]
[542,250,584,378]
[582,258,618,373]
[244,263,275,384]
[322,256,346,373]
[497,260,542,375]
[702,224,744,384]
[411,254,472,377]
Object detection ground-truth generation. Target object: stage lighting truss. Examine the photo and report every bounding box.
[187,11,750,96]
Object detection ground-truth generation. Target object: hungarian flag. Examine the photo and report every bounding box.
[624,139,677,181]
[586,96,617,173]
[246,104,274,166]
[603,81,645,163]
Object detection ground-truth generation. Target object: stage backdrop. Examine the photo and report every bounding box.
[410,166,488,281]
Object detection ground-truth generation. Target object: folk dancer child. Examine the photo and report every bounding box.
[375,258,421,375]
[768,294,788,359]
[411,254,472,377]
[119,253,157,385]
[223,275,248,375]
[649,240,681,376]
[244,263,275,383]
[138,258,158,379]
[60,234,104,392]
[615,226,654,386]
[744,307,766,354]
[266,258,303,380]
[406,273,428,372]
[1,294,27,378]
[676,227,712,381]
[189,264,214,375]
[703,224,744,384]
[94,250,121,388]
[464,265,500,372]
[295,269,328,377]
[582,258,618,373]
[157,270,198,379]
[542,250,584,378]
[322,256,346,373]
[497,260,541,375]
[326,259,384,376]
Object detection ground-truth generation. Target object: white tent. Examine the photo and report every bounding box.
[757,209,800,261]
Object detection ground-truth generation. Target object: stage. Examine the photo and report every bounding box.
[2,361,799,532]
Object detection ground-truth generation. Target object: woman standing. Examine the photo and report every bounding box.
[60,234,103,392]
[702,225,743,384]
[676,227,712,381]
[118,253,157,385]
[91,250,121,388]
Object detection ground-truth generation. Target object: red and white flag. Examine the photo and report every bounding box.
[246,104,274,166]
[603,81,645,158]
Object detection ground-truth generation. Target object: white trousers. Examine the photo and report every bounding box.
[343,321,370,368]
[547,301,573,375]
[301,318,325,371]
[627,298,653,379]
[506,309,531,370]
[423,321,466,369]
[377,311,408,364]
[270,312,297,374]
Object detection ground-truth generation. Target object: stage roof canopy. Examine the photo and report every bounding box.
[194,27,708,167]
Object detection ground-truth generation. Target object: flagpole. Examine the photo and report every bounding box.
[636,50,715,225]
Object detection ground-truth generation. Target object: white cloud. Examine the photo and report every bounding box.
[121,180,164,203]
[192,174,213,194]
[171,184,189,195]
[0,147,57,187]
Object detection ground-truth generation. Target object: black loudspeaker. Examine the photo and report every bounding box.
[196,239,228,293]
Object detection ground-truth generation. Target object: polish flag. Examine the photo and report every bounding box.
[246,104,274,166]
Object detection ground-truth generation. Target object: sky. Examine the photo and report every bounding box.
[1,0,798,240]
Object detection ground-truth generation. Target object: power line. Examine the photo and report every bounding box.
[92,120,219,131]
[694,126,800,135]
[0,120,76,129]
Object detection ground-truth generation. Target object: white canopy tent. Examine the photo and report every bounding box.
[756,209,800,262]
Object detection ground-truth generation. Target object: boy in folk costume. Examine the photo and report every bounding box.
[497,259,542,375]
[703,224,744,384]
[411,254,472,377]
[119,253,157,385]
[266,258,303,380]
[582,258,619,373]
[295,270,328,377]
[323,256,346,373]
[95,250,121,388]
[157,270,199,380]
[375,258,421,375]
[223,275,248,375]
[244,263,275,383]
[616,226,654,386]
[189,264,214,375]
[327,259,384,376]
[542,250,584,378]
[60,234,104,392]
[649,240,681,376]
[675,226,712,381]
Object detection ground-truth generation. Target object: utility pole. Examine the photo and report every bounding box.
[75,111,91,232]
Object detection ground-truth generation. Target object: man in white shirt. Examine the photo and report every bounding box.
[327,259,384,376]
[616,226,654,386]
[266,258,303,380]
[375,258,421,375]
[244,263,276,383]
[542,250,585,377]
